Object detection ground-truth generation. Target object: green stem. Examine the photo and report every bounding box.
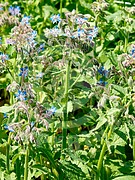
[124,34,128,53]
[40,156,45,180]
[97,142,106,179]
[51,122,55,146]
[133,136,135,161]
[60,0,63,17]
[76,1,78,13]
[6,133,11,173]
[24,145,29,180]
[16,148,20,180]
[9,92,14,105]
[62,60,70,150]
[97,123,113,179]
[101,125,109,145]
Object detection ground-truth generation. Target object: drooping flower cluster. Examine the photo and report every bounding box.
[4,104,57,144]
[7,15,37,51]
[34,103,57,130]
[0,3,20,26]
[4,121,39,143]
[44,11,98,50]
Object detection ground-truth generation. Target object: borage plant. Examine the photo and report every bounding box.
[2,1,135,180]
[0,3,99,179]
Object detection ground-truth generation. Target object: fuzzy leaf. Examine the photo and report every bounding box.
[0,106,13,113]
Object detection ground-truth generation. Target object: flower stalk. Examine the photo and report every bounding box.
[24,145,29,180]
[6,133,11,173]
[96,121,114,179]
[60,0,63,17]
[62,59,71,150]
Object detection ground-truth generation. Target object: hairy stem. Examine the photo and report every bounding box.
[6,133,11,173]
[16,149,20,180]
[24,145,29,180]
[40,155,45,180]
[76,1,78,13]
[62,60,70,150]
[97,122,114,179]
[60,0,63,17]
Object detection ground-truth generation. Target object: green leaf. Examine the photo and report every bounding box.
[32,164,55,179]
[12,151,25,164]
[37,146,57,169]
[113,176,135,180]
[0,106,13,113]
[98,51,108,63]
[0,169,4,180]
[69,115,94,129]
[91,116,107,132]
[106,32,115,41]
[43,5,57,19]
[0,78,9,89]
[0,130,7,142]
[4,172,16,180]
[107,108,120,116]
[112,85,126,97]
[60,160,86,177]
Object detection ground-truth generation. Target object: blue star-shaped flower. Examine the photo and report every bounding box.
[9,6,20,16]
[98,66,109,77]
[50,14,61,24]
[0,53,9,62]
[15,90,27,101]
[19,67,28,78]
